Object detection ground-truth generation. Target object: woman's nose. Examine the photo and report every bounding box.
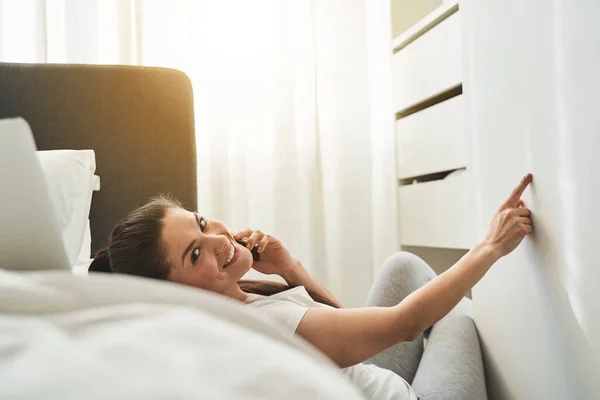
[207,234,230,253]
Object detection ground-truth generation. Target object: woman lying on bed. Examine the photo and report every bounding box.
[89,173,533,400]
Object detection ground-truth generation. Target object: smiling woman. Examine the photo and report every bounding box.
[163,206,254,299]
[89,195,341,308]
[89,174,534,400]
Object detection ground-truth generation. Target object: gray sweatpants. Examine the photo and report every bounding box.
[364,252,487,400]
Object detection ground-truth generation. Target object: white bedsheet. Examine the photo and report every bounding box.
[0,270,366,400]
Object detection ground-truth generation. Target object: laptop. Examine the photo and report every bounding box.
[0,118,70,271]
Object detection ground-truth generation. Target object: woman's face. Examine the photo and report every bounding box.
[161,207,253,293]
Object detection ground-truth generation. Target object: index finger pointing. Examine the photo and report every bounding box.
[501,173,533,210]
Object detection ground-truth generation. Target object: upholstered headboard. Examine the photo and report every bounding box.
[0,63,197,253]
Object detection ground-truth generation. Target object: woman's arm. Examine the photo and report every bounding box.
[296,242,499,367]
[233,229,343,307]
[295,174,533,368]
[280,261,343,308]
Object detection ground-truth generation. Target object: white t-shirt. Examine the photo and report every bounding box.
[246,286,418,400]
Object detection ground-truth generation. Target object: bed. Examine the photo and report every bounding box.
[0,63,367,399]
[0,62,197,254]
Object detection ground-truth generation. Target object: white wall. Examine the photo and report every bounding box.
[462,0,600,399]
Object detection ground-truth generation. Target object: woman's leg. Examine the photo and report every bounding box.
[363,251,437,384]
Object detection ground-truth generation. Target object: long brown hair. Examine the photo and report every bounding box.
[89,196,339,308]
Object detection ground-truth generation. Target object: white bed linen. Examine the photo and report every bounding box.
[37,150,97,266]
[0,270,366,400]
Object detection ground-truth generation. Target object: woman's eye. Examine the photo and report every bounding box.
[191,248,200,263]
[197,214,207,232]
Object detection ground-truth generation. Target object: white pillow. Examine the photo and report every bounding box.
[37,150,96,267]
[76,175,100,263]
[77,219,93,261]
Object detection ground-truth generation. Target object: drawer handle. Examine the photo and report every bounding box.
[396,84,462,120]
[399,167,466,186]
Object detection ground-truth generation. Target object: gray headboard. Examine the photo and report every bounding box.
[0,62,197,254]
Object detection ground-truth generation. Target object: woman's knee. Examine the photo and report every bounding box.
[366,252,437,307]
[380,251,436,287]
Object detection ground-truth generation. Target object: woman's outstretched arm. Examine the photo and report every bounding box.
[297,242,499,367]
[296,174,533,368]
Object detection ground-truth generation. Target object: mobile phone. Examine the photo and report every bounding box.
[235,239,260,261]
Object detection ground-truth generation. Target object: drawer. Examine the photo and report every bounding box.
[398,171,475,249]
[396,95,466,179]
[392,12,462,113]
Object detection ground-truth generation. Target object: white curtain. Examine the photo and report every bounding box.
[0,0,397,307]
